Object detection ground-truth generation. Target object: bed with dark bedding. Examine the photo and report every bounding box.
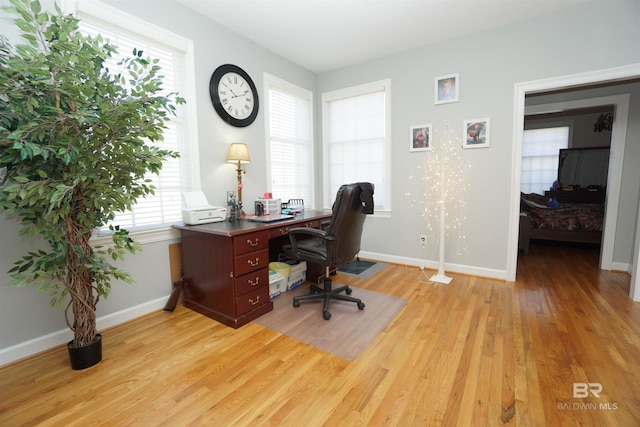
[519,192,604,254]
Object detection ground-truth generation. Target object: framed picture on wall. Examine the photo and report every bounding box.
[463,118,490,149]
[434,73,459,104]
[410,124,432,152]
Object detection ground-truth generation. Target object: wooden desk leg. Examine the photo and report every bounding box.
[165,243,184,312]
[164,277,183,312]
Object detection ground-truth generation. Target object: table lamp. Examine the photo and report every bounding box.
[226,142,251,212]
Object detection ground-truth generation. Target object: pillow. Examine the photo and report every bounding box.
[521,193,551,209]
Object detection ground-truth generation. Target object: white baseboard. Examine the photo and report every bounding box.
[359,251,631,281]
[0,296,168,367]
[611,261,632,274]
[357,251,508,281]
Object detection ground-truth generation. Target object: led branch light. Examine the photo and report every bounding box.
[407,122,469,284]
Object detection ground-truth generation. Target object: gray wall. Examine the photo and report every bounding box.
[316,0,640,273]
[1,0,639,362]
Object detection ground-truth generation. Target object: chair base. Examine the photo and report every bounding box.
[293,276,365,320]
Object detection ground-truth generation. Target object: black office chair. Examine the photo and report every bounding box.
[286,182,374,320]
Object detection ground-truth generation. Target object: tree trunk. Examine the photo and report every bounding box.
[66,217,97,348]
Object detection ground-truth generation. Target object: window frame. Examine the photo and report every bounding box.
[263,73,315,209]
[321,79,391,215]
[64,0,201,245]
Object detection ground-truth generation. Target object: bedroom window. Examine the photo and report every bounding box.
[322,79,391,213]
[265,74,314,208]
[71,2,200,241]
[521,126,569,195]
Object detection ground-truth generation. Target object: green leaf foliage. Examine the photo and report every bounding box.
[0,0,183,345]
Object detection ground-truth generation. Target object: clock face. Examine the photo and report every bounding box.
[218,72,254,120]
[210,64,259,127]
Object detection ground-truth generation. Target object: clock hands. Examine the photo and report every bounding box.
[221,77,248,99]
[223,87,248,100]
[229,87,249,99]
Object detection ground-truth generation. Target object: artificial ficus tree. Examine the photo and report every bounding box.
[0,0,183,348]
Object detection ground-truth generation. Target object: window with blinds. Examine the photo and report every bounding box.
[521,126,570,195]
[265,75,314,207]
[75,7,194,235]
[322,80,391,211]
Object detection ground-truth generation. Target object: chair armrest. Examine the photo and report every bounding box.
[287,227,335,257]
[288,227,327,238]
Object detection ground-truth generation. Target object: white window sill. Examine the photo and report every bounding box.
[91,226,181,247]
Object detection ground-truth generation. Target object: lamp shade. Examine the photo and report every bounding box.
[226,143,251,164]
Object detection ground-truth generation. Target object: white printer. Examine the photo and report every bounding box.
[181,191,226,225]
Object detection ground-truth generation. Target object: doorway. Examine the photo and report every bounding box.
[520,104,614,263]
[516,93,629,275]
[507,64,640,294]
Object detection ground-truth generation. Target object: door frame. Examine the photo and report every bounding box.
[506,64,640,295]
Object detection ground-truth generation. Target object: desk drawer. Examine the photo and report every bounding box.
[234,248,269,277]
[235,267,269,296]
[236,285,270,316]
[235,231,268,255]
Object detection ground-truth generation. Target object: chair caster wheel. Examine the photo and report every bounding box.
[293,300,300,308]
[345,288,352,295]
[357,302,365,310]
[323,311,331,320]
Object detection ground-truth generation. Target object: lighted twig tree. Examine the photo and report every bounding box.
[407,123,469,284]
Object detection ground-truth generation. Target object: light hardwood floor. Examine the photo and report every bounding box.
[1,242,639,426]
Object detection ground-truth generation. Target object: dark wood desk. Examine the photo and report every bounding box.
[172,210,332,328]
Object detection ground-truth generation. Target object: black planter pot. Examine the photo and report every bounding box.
[67,334,102,370]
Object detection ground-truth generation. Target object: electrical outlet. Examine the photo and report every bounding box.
[419,234,427,248]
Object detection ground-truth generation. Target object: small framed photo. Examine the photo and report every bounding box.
[410,124,432,152]
[463,118,490,149]
[434,73,459,104]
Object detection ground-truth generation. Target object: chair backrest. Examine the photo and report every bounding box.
[325,183,374,265]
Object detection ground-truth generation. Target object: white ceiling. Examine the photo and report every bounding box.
[176,0,586,73]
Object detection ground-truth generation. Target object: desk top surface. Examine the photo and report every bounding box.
[172,209,332,237]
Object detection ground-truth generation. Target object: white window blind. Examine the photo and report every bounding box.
[323,81,390,211]
[266,76,313,207]
[76,12,193,233]
[521,127,569,195]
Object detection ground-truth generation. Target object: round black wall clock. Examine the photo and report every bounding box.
[209,64,259,127]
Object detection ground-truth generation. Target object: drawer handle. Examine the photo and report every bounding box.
[305,222,314,227]
[247,258,259,267]
[248,277,260,286]
[247,238,259,247]
[248,296,260,305]
[279,227,289,235]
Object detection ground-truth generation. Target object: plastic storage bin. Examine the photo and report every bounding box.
[256,198,281,215]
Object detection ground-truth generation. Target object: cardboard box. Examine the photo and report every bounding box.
[269,271,286,299]
[288,261,307,290]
